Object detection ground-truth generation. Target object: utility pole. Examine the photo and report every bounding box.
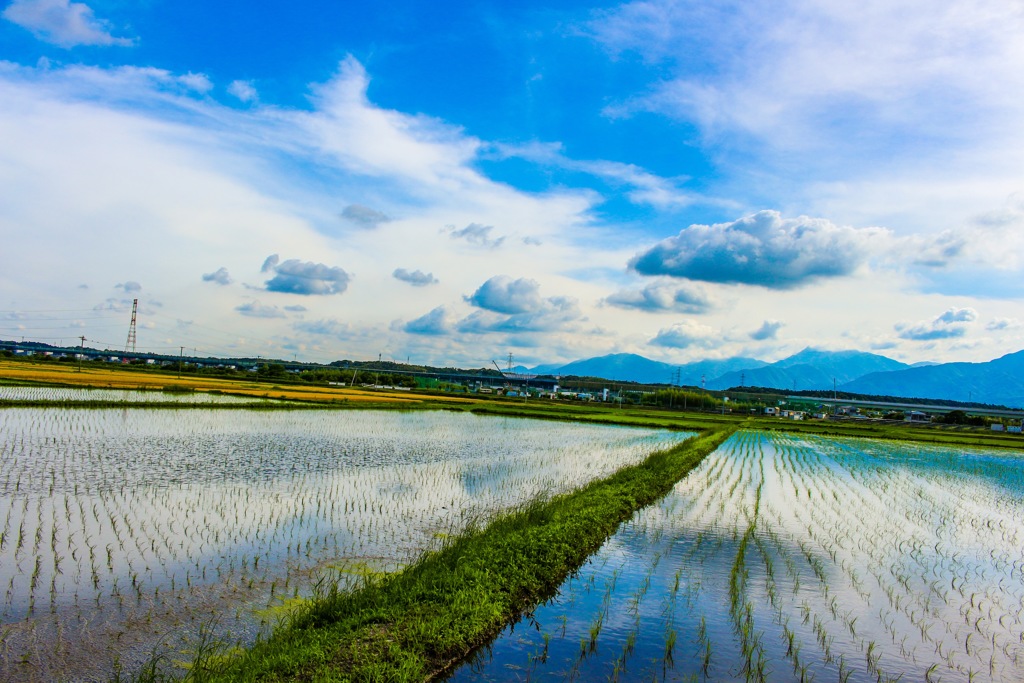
[78,336,85,372]
[178,346,184,379]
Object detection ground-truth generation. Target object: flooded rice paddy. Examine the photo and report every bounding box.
[451,430,1024,683]
[0,407,689,682]
[0,385,273,405]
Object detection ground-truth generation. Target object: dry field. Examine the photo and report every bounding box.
[0,359,471,404]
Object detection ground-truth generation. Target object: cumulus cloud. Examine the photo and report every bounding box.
[262,256,351,295]
[603,281,712,314]
[447,223,506,249]
[115,280,141,293]
[404,306,454,335]
[896,307,977,340]
[3,0,133,48]
[631,211,887,288]
[458,276,583,334]
[235,301,285,319]
[457,296,582,334]
[201,267,232,285]
[650,320,718,348]
[393,268,438,287]
[227,80,258,103]
[341,204,391,228]
[749,320,783,341]
[466,276,542,314]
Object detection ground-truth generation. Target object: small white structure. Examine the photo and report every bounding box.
[764,407,778,416]
[992,423,1005,432]
[905,411,930,423]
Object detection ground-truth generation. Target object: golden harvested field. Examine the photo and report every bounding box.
[0,359,472,404]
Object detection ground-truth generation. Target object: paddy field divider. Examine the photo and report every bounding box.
[126,426,735,682]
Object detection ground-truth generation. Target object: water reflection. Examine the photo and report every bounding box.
[0,407,689,682]
[449,431,1024,682]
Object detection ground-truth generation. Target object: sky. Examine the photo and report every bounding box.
[2,0,1024,369]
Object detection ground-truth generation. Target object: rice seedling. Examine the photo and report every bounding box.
[0,406,695,681]
[450,429,1024,683]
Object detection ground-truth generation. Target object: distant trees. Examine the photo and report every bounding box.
[937,410,987,426]
[297,367,416,388]
[646,388,724,411]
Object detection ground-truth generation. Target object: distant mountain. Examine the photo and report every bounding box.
[531,353,766,386]
[537,353,678,384]
[528,362,565,375]
[708,348,909,391]
[528,348,1024,407]
[841,349,1024,408]
[676,357,769,386]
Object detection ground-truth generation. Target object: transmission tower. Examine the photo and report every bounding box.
[124,298,138,353]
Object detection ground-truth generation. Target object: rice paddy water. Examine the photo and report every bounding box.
[0,405,691,682]
[0,385,273,405]
[449,430,1024,682]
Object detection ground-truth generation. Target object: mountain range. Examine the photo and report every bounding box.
[531,348,1024,408]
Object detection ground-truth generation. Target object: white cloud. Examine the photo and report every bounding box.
[631,211,889,288]
[393,268,438,287]
[987,318,1022,332]
[587,0,1024,268]
[466,276,542,314]
[227,79,258,103]
[650,320,718,349]
[896,307,977,341]
[341,204,390,228]
[202,267,232,286]
[456,297,582,334]
[235,301,285,319]
[3,0,133,48]
[0,59,603,363]
[591,0,1024,151]
[494,141,701,209]
[404,306,455,336]
[263,258,351,296]
[603,281,712,314]
[446,223,506,249]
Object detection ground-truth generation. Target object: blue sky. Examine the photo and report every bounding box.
[2,0,1023,368]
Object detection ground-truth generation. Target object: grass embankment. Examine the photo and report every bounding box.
[142,427,734,682]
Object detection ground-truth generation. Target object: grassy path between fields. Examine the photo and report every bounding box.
[132,427,735,682]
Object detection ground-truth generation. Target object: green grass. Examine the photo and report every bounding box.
[124,427,735,682]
